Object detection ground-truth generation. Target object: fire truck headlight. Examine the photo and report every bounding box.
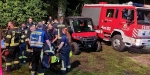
[135,39,141,43]
[135,39,141,46]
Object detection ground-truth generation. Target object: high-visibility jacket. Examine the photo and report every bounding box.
[56,24,66,39]
[30,29,46,48]
[5,27,21,48]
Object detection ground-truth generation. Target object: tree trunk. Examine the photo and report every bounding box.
[58,0,67,19]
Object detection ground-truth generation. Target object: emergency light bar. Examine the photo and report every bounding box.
[128,1,150,8]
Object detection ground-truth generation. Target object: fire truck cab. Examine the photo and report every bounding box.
[82,2,150,52]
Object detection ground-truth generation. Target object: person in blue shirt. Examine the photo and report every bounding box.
[53,19,60,29]
[29,23,52,75]
[57,27,71,75]
[47,23,58,48]
[42,20,47,32]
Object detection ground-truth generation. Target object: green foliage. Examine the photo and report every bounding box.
[0,0,49,27]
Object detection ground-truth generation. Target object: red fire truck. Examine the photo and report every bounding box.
[81,2,150,52]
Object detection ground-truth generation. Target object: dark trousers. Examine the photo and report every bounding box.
[31,48,44,75]
[26,43,33,64]
[19,43,27,63]
[38,55,49,75]
[5,46,20,72]
[59,48,71,75]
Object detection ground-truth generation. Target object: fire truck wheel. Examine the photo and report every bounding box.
[94,41,102,52]
[112,35,125,52]
[71,42,80,55]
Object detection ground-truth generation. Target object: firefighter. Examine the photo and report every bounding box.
[47,23,58,48]
[56,23,66,45]
[56,27,71,75]
[19,22,28,64]
[4,21,21,72]
[26,25,36,69]
[29,23,52,75]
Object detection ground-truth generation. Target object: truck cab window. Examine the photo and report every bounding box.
[122,9,134,21]
[106,9,114,18]
[72,19,94,32]
[137,9,150,24]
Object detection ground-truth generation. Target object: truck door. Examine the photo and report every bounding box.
[119,8,135,37]
[100,7,118,40]
[101,8,116,34]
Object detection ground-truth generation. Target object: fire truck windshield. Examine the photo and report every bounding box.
[72,19,94,32]
[137,9,150,25]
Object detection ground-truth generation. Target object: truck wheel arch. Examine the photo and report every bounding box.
[110,29,125,40]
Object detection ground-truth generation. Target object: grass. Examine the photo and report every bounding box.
[3,44,150,75]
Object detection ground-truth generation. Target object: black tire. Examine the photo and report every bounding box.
[71,42,80,55]
[94,41,102,52]
[111,35,125,52]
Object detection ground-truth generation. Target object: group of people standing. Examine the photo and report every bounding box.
[2,16,72,75]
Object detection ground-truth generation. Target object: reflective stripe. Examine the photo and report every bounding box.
[67,65,71,68]
[25,30,28,34]
[5,43,19,46]
[14,61,19,64]
[61,60,66,70]
[21,35,25,38]
[38,73,44,75]
[61,68,66,71]
[19,56,23,59]
[26,38,29,41]
[30,41,43,48]
[21,40,24,43]
[44,48,55,54]
[26,49,33,52]
[6,35,11,38]
[6,63,11,66]
[57,29,62,39]
[23,56,27,58]
[57,25,65,27]
[25,39,28,41]
[31,71,35,74]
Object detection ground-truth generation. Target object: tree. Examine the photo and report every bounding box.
[58,0,68,19]
[0,0,49,28]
